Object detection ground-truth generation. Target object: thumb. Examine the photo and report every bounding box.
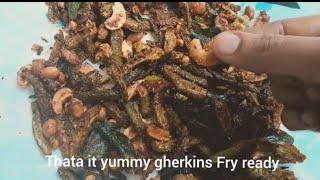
[209,31,320,82]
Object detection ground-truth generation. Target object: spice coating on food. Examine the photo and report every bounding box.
[104,2,127,30]
[19,2,305,180]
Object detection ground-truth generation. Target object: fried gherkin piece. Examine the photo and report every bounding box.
[23,72,54,123]
[153,92,170,129]
[104,102,130,127]
[166,64,208,87]
[163,64,207,99]
[110,29,124,66]
[179,2,192,30]
[31,101,52,155]
[75,88,120,104]
[125,101,146,132]
[61,105,105,158]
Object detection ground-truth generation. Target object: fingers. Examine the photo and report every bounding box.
[270,84,308,108]
[207,15,320,132]
[210,31,320,83]
[269,75,309,108]
[281,108,304,130]
[269,75,320,107]
[282,108,320,132]
[305,87,320,103]
[248,15,320,36]
[267,75,320,132]
[269,75,320,132]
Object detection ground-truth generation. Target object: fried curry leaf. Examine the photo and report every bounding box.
[210,140,251,163]
[68,2,81,21]
[256,143,306,164]
[81,129,110,160]
[94,122,136,158]
[263,129,294,145]
[194,26,222,37]
[191,27,222,44]
[190,30,210,45]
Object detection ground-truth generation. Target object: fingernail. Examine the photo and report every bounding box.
[214,31,241,56]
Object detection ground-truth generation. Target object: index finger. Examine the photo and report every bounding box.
[248,15,320,36]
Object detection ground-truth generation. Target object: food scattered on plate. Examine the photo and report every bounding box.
[17,2,305,180]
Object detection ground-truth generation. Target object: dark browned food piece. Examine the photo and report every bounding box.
[41,37,49,43]
[123,17,151,32]
[153,93,170,129]
[31,44,44,55]
[31,101,52,155]
[163,64,207,99]
[104,102,130,127]
[23,72,54,122]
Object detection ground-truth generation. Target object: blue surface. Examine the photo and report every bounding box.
[0,2,319,180]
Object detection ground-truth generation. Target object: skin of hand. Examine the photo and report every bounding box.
[207,15,320,132]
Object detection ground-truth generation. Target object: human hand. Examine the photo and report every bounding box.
[209,15,320,131]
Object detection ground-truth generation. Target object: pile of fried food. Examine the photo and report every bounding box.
[17,2,305,180]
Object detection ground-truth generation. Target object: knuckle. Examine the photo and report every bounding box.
[255,34,282,54]
[277,20,287,35]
